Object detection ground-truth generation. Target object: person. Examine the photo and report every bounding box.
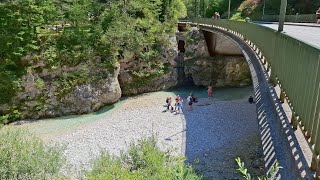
[178,96,183,113]
[316,7,320,24]
[175,95,180,111]
[187,93,193,110]
[175,95,183,114]
[192,95,198,103]
[208,83,213,98]
[213,12,219,19]
[216,12,221,19]
[248,96,254,104]
[166,97,172,111]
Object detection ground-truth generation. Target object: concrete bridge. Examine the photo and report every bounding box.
[179,18,320,179]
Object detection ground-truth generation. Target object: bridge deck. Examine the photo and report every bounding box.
[260,24,320,48]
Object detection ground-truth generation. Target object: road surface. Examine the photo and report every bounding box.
[260,24,320,48]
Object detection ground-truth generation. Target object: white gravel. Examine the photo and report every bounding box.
[42,90,263,178]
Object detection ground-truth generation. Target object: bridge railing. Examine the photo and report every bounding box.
[180,18,320,164]
[261,14,316,23]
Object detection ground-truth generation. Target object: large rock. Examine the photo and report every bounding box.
[183,27,251,87]
[185,27,242,57]
[1,62,121,120]
[119,36,179,96]
[184,27,210,59]
[184,57,251,87]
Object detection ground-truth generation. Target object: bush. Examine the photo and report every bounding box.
[0,128,65,179]
[86,137,201,180]
[236,157,282,180]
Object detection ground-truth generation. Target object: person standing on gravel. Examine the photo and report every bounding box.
[175,95,179,112]
[187,93,193,110]
[166,97,172,111]
[176,96,183,114]
[208,83,213,98]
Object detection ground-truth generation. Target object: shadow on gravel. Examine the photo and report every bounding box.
[178,86,265,179]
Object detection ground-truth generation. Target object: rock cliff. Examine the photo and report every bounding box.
[119,37,179,95]
[0,61,121,121]
[182,27,251,87]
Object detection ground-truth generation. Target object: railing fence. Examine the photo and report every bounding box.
[180,18,320,174]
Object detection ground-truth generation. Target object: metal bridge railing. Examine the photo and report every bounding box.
[262,14,316,23]
[180,18,320,172]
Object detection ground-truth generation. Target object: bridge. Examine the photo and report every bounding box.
[179,18,320,179]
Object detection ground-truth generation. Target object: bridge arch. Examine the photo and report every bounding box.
[179,21,316,179]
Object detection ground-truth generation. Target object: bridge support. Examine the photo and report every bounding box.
[311,154,320,176]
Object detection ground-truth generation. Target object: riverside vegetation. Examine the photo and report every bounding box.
[0,0,186,124]
[0,128,201,179]
[0,0,283,179]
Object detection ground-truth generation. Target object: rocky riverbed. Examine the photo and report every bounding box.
[17,87,264,179]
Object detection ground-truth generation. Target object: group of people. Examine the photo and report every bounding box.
[165,84,213,113]
[165,94,199,113]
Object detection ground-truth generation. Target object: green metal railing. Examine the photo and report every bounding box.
[262,14,316,23]
[180,18,320,158]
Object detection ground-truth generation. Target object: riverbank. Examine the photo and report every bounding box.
[15,86,263,178]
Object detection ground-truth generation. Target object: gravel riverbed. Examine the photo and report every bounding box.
[20,88,264,179]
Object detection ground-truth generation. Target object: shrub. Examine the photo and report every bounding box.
[86,137,201,180]
[0,128,65,179]
[236,157,282,180]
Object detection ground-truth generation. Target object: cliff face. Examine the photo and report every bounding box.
[0,59,122,121]
[0,28,252,122]
[182,27,251,87]
[0,36,179,122]
[118,37,179,96]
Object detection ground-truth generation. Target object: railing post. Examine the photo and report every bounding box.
[291,112,298,130]
[266,63,271,72]
[262,57,267,65]
[280,89,286,103]
[311,154,320,176]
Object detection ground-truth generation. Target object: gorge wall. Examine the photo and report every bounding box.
[0,27,251,122]
[177,26,251,88]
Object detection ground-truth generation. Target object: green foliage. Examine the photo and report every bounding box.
[53,68,91,98]
[0,128,64,179]
[0,107,22,125]
[0,70,22,104]
[35,78,46,90]
[0,0,186,108]
[86,137,201,180]
[236,157,282,180]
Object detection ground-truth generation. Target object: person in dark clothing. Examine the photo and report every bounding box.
[187,93,193,110]
[248,96,254,104]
